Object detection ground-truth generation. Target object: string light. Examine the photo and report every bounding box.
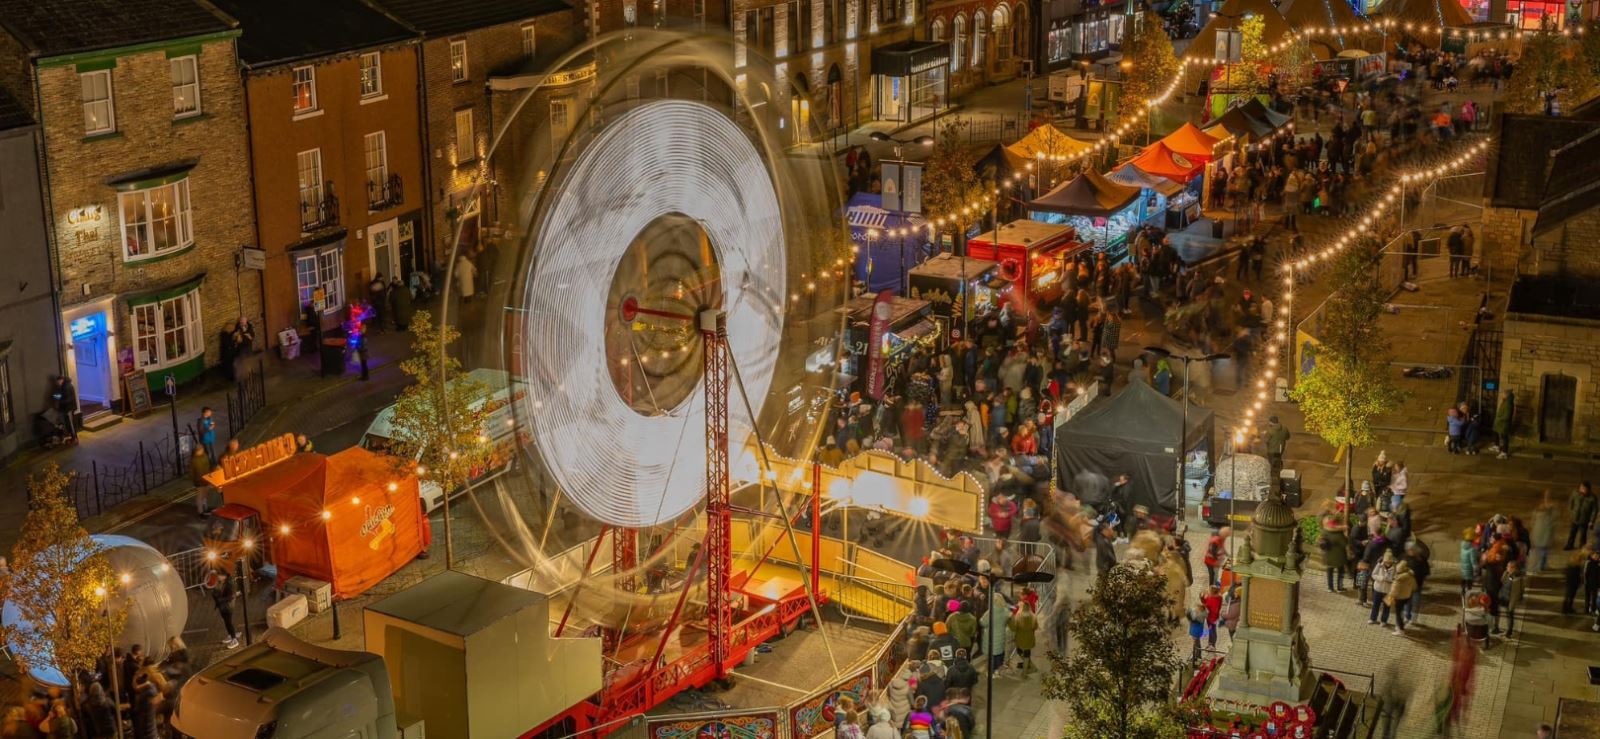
[1232,138,1493,439]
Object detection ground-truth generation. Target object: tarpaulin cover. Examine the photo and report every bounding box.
[1000,124,1093,171]
[1371,0,1472,28]
[1185,0,1292,60]
[215,453,326,520]
[1161,123,1221,162]
[845,191,933,293]
[1107,164,1185,197]
[262,447,427,598]
[1054,381,1214,516]
[1125,141,1205,184]
[1027,171,1142,218]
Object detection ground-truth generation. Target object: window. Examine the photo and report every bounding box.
[359,52,383,97]
[930,17,944,40]
[296,248,345,314]
[131,288,203,370]
[118,179,194,261]
[994,6,1011,62]
[550,98,571,148]
[454,108,475,163]
[81,70,115,135]
[522,24,537,58]
[972,12,986,68]
[364,131,388,204]
[450,40,468,82]
[952,15,966,72]
[170,56,201,118]
[297,149,324,230]
[0,356,12,435]
[292,65,317,113]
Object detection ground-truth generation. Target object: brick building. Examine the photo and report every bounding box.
[1492,123,1600,450]
[0,88,63,458]
[367,0,585,264]
[925,0,1032,95]
[0,0,258,420]
[207,0,425,344]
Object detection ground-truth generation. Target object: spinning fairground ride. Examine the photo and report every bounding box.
[436,31,914,738]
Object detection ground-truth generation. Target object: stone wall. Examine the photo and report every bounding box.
[34,37,258,394]
[1528,205,1600,279]
[1499,315,1600,447]
[1479,205,1531,276]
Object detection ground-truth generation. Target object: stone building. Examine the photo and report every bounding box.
[208,0,425,343]
[926,0,1033,94]
[1480,113,1596,275]
[367,0,586,265]
[1498,126,1600,450]
[0,0,258,420]
[0,88,63,458]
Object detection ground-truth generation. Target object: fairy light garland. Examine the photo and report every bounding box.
[1232,138,1493,438]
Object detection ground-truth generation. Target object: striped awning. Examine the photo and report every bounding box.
[847,205,890,231]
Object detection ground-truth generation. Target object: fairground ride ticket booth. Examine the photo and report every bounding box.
[872,40,950,125]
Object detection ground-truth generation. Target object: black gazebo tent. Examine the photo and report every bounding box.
[1027,171,1142,218]
[1054,381,1214,516]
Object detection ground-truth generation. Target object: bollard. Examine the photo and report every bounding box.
[331,598,342,640]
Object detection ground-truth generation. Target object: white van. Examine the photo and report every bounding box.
[361,367,527,512]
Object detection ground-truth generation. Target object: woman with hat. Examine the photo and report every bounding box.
[1369,551,1398,626]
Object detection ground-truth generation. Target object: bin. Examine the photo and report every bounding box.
[320,339,346,377]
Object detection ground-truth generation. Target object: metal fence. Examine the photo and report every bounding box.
[50,435,189,519]
[948,112,1030,144]
[226,358,268,438]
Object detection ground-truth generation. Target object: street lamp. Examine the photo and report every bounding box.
[931,557,1055,739]
[1143,347,1229,517]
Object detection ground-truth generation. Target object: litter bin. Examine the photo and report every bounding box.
[320,338,346,377]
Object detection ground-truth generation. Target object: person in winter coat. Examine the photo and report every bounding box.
[1562,549,1586,614]
[1402,540,1431,623]
[980,592,1011,671]
[1496,560,1526,637]
[1358,533,1389,606]
[1568,482,1597,550]
[1222,582,1243,642]
[1388,461,1409,512]
[987,493,1018,539]
[1204,527,1230,587]
[1387,560,1417,635]
[865,706,899,739]
[1371,452,1394,498]
[1320,510,1350,591]
[884,674,911,727]
[453,252,477,300]
[1008,600,1040,675]
[903,695,938,739]
[1094,524,1118,577]
[928,620,959,662]
[388,276,416,331]
[1369,551,1397,626]
[1201,585,1224,649]
[1531,493,1557,574]
[1460,527,1481,597]
[1186,602,1208,663]
[1584,549,1600,616]
[130,681,162,739]
[945,602,978,653]
[944,650,979,693]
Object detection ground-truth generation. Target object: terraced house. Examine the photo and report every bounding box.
[0,0,258,422]
[205,0,425,343]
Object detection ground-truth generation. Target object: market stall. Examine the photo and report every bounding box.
[1025,171,1143,258]
[845,192,933,293]
[1203,97,1292,142]
[965,219,1086,311]
[1053,380,1214,518]
[984,123,1095,191]
[835,294,938,393]
[1105,163,1189,229]
[907,253,1005,339]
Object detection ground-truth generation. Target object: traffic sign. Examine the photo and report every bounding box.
[164,374,177,397]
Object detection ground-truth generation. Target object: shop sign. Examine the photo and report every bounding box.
[361,503,397,548]
[215,433,298,484]
[67,204,105,245]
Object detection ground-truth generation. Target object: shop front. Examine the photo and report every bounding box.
[836,294,939,393]
[872,40,951,125]
[966,219,1086,311]
[1043,0,1130,70]
[1026,171,1142,259]
[1105,164,1186,229]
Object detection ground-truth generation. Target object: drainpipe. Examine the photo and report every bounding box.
[28,55,71,387]
[236,54,268,335]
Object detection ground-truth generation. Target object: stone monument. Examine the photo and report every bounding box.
[1208,490,1314,706]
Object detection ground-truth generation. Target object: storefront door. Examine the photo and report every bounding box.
[65,309,113,413]
[370,219,399,283]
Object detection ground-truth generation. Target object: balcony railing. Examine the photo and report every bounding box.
[368,173,403,211]
[300,181,339,232]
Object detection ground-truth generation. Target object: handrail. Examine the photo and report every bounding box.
[833,555,908,586]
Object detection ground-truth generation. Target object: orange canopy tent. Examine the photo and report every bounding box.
[1125,141,1205,184]
[265,447,427,598]
[1162,123,1221,163]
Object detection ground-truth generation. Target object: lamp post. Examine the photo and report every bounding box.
[237,538,254,646]
[95,586,125,739]
[1142,347,1229,517]
[867,131,934,211]
[932,558,1055,739]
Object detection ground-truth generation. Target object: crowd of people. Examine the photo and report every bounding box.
[2,637,192,739]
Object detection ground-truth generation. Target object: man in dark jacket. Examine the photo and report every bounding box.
[913,663,946,708]
[51,376,77,442]
[1095,525,1118,576]
[944,650,979,692]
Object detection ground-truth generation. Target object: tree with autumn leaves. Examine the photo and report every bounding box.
[919,118,987,244]
[1122,12,1180,109]
[1290,241,1405,502]
[1506,26,1599,115]
[2,464,128,683]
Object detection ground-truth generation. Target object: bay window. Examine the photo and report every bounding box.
[131,287,203,370]
[119,177,194,261]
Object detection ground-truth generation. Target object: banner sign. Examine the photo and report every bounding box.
[866,290,895,400]
[789,668,874,739]
[647,711,780,739]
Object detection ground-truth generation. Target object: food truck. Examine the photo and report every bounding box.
[965,219,1086,310]
[202,435,429,598]
[836,293,937,390]
[907,253,1005,341]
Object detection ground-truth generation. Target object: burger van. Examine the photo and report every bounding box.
[359,368,528,513]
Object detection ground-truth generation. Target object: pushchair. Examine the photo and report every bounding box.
[1461,587,1490,643]
[33,412,72,448]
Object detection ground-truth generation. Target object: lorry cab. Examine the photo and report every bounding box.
[204,504,265,574]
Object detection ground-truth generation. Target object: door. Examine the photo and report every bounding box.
[68,311,112,410]
[1539,373,1577,444]
[370,220,399,283]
